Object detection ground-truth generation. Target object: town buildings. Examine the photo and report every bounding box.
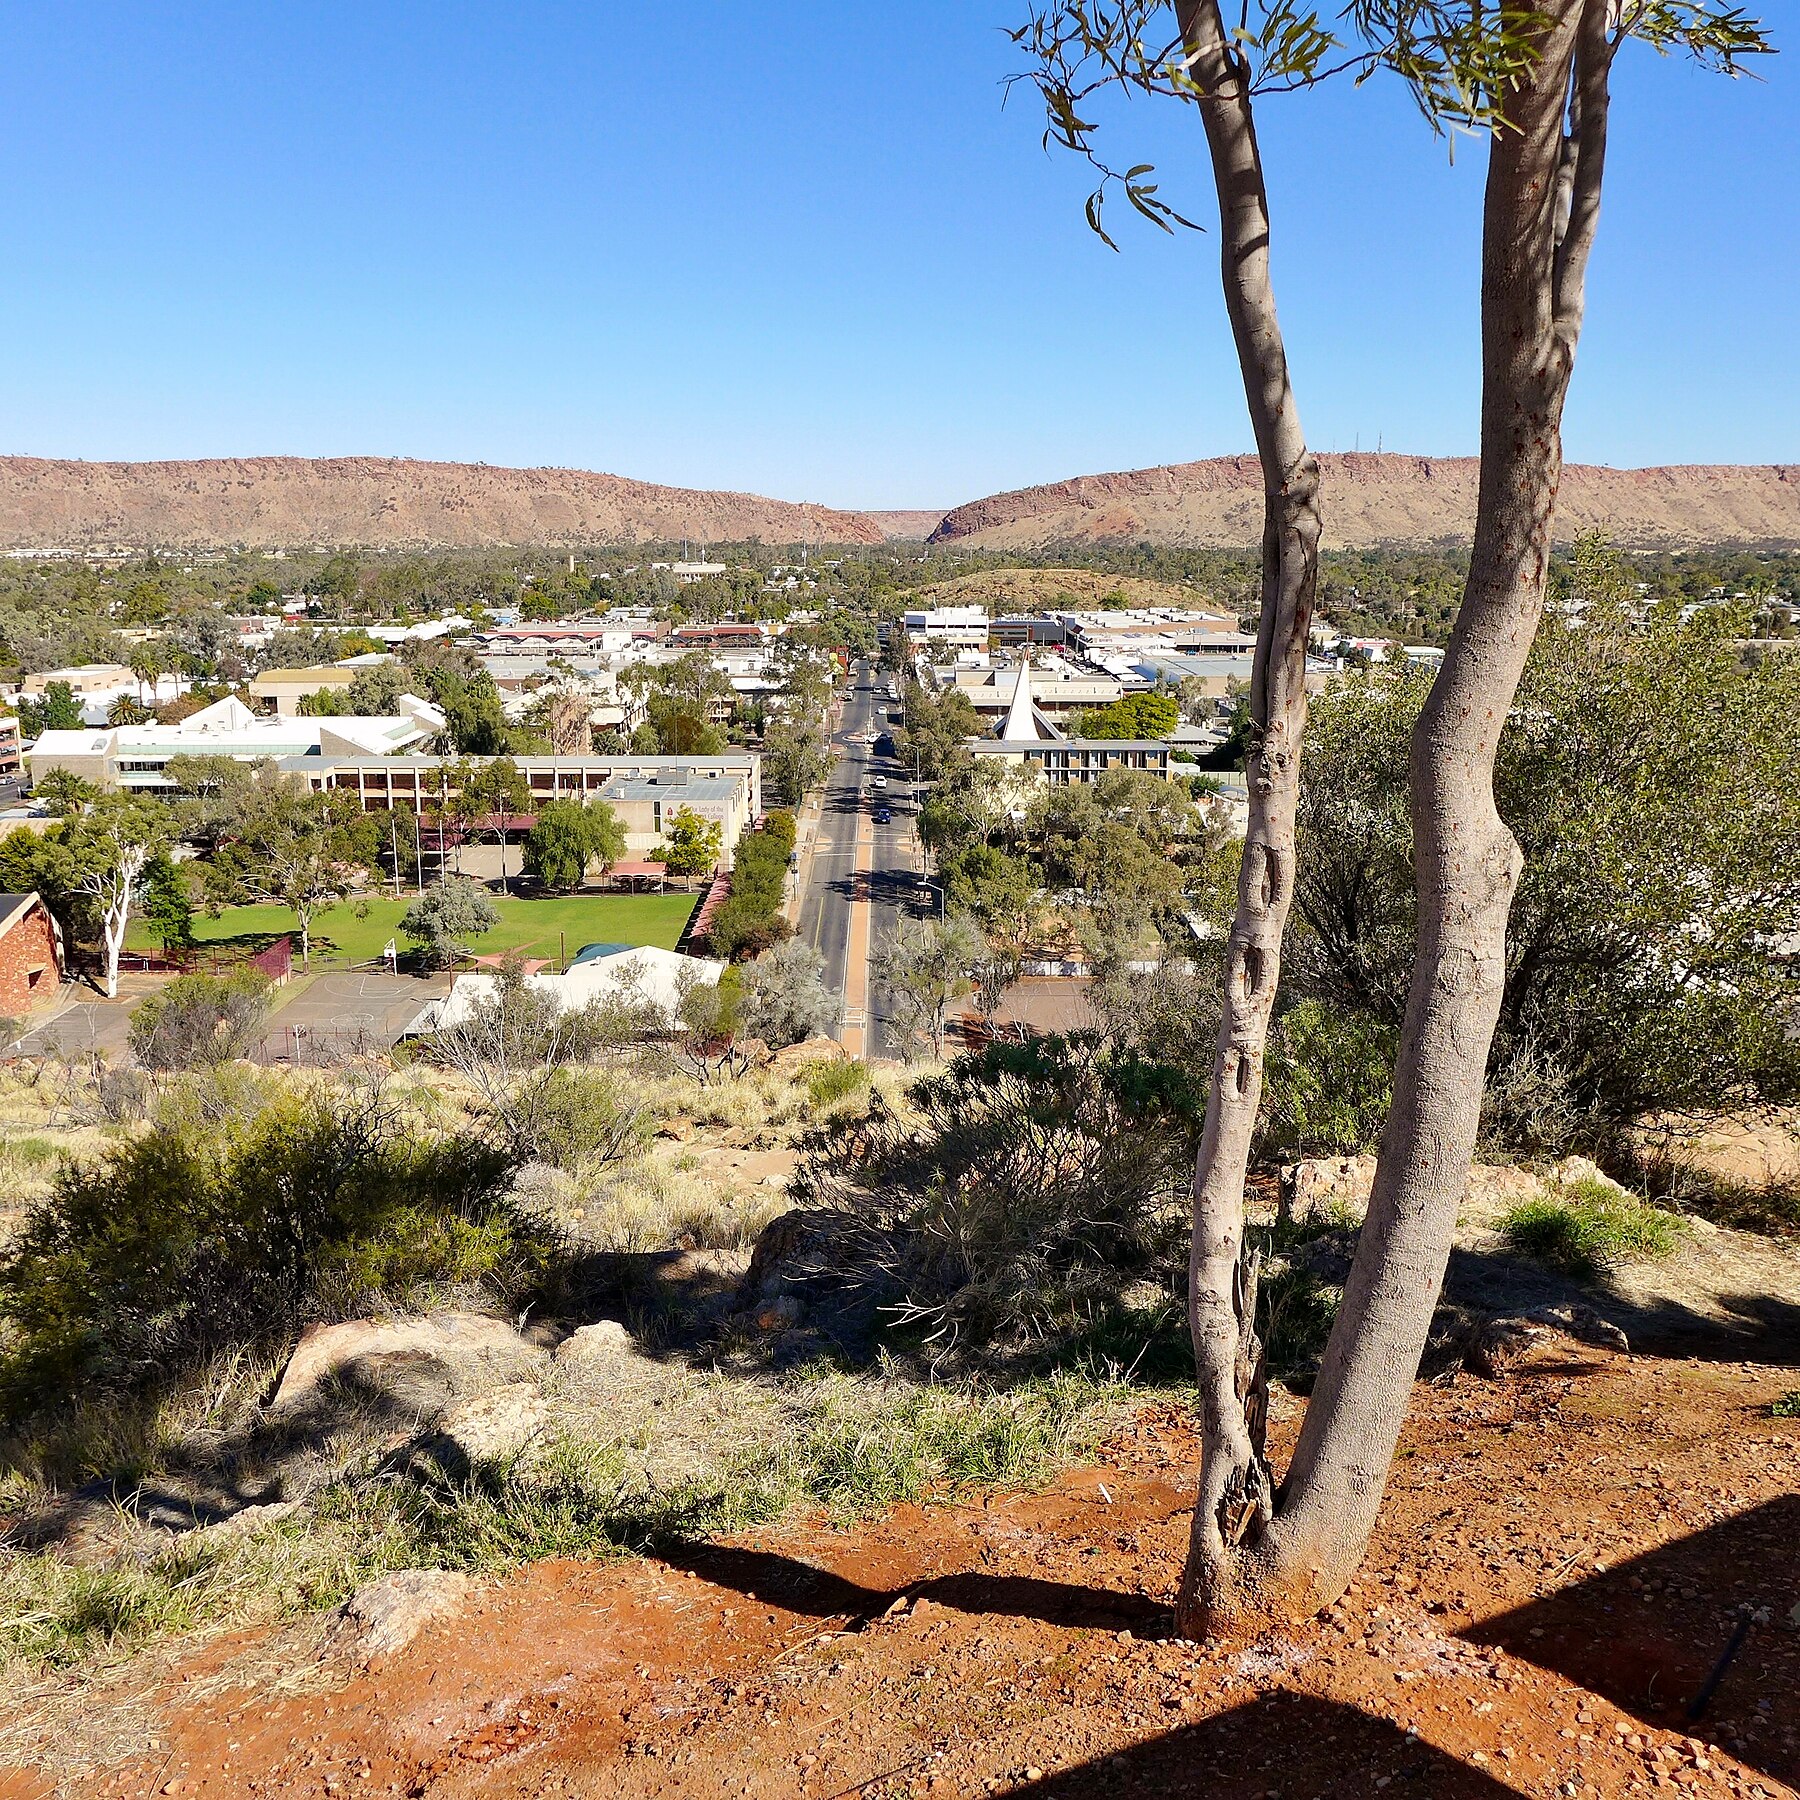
[24,694,446,791]
[964,660,1172,784]
[280,750,762,862]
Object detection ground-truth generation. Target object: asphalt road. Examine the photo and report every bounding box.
[795,662,927,1061]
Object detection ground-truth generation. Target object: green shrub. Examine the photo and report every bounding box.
[128,969,272,1070]
[1,1135,57,1170]
[1772,1391,1800,1420]
[1258,1262,1341,1381]
[1259,1000,1396,1162]
[515,1067,651,1171]
[1499,1177,1688,1278]
[805,1058,870,1109]
[0,1084,530,1413]
[706,821,795,958]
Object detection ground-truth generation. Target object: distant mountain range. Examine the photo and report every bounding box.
[0,456,888,552]
[929,454,1800,551]
[1,452,1795,554]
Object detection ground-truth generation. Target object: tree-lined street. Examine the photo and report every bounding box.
[794,661,928,1061]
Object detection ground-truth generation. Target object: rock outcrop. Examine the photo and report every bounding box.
[269,1312,548,1416]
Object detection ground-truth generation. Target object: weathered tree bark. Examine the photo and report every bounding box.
[1174,0,1617,1635]
[1171,0,1323,1634]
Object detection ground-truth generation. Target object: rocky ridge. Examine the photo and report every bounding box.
[929,452,1800,550]
[0,455,888,551]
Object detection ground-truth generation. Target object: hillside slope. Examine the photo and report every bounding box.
[930,453,1800,550]
[0,456,887,550]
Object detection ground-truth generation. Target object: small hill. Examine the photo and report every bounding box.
[901,567,1221,613]
[0,456,888,551]
[930,453,1800,551]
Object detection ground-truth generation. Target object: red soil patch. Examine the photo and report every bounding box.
[6,1356,1799,1800]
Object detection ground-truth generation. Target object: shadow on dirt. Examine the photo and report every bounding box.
[1296,1233,1800,1366]
[1467,1493,1800,1791]
[1001,1691,1528,1797]
[655,1541,1168,1636]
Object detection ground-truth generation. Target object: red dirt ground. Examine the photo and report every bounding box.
[5,1353,1798,1800]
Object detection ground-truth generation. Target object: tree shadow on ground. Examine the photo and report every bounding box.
[653,1541,1168,1636]
[7,1370,456,1552]
[1002,1691,1528,1798]
[1297,1233,1800,1367]
[1466,1493,1800,1791]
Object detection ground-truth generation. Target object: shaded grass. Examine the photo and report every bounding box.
[0,1371,1126,1675]
[1500,1176,1689,1278]
[124,892,698,965]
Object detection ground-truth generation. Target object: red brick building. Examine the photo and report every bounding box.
[0,892,64,1014]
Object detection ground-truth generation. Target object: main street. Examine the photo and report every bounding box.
[794,659,928,1060]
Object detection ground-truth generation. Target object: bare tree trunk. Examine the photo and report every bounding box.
[1186,0,1613,1628]
[1172,0,1323,1637]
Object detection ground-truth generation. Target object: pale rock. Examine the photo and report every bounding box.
[269,1313,545,1416]
[324,1569,473,1661]
[554,1319,633,1366]
[433,1382,548,1464]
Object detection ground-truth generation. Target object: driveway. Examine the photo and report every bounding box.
[9,975,163,1060]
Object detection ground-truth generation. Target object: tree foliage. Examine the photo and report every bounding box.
[656,806,724,881]
[522,797,626,893]
[400,875,501,969]
[1292,542,1800,1135]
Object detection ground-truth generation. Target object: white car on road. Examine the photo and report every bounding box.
[871,776,888,789]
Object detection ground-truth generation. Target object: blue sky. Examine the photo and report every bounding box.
[2,3,1793,509]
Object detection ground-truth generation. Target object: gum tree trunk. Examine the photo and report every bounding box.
[1176,0,1615,1634]
[1172,0,1322,1632]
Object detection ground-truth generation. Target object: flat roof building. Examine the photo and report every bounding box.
[279,750,762,862]
[26,695,445,792]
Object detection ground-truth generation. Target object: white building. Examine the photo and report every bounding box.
[903,606,990,650]
[25,693,446,792]
[405,943,723,1037]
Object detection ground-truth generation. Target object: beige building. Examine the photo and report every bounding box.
[280,751,762,862]
[248,666,360,715]
[26,695,445,791]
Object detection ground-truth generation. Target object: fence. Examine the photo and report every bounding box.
[116,935,294,984]
[246,1021,386,1067]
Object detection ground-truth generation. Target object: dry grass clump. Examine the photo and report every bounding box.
[577,1160,789,1254]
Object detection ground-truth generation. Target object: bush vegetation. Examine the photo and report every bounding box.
[127,969,272,1069]
[706,811,797,958]
[0,1080,540,1418]
[1499,1176,1689,1278]
[805,1033,1202,1353]
[804,1058,870,1109]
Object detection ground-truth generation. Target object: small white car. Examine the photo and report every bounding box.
[871,776,888,789]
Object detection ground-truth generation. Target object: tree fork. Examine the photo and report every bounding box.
[1248,0,1607,1614]
[1173,0,1322,1639]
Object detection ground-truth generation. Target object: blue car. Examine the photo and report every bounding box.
[873,805,892,824]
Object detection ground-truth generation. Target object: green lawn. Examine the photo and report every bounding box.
[127,892,699,966]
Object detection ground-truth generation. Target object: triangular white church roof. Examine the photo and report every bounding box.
[996,658,1058,742]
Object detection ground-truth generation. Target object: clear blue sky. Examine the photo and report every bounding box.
[2,4,1793,509]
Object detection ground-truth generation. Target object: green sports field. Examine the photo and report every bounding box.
[127,891,699,966]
